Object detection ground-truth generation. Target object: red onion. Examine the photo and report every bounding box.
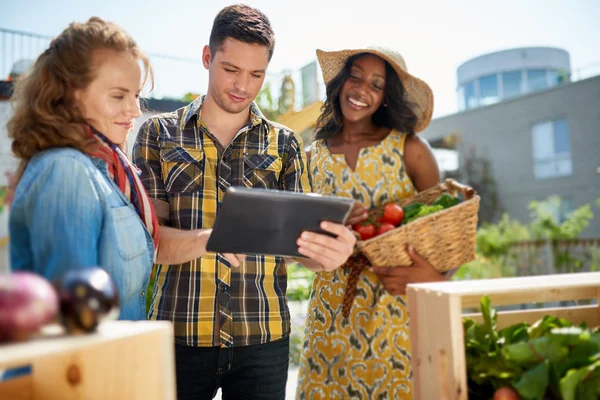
[0,272,59,342]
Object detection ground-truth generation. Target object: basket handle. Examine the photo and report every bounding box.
[444,178,476,200]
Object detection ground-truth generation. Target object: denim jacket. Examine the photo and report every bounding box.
[9,148,154,320]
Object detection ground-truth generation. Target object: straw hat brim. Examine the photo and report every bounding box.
[316,48,434,133]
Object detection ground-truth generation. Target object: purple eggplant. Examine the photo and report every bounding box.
[57,267,119,333]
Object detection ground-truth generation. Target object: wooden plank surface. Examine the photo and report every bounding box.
[0,321,175,400]
[409,272,600,297]
[464,304,600,329]
[409,291,466,400]
[460,286,598,309]
[408,273,600,400]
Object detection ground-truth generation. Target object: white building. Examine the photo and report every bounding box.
[456,47,571,111]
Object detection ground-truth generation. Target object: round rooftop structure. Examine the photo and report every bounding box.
[456,47,571,111]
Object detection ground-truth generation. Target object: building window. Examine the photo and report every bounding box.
[527,69,548,92]
[457,85,466,111]
[558,197,574,223]
[478,74,499,106]
[547,69,559,87]
[502,70,523,99]
[537,197,574,224]
[464,81,477,110]
[531,119,572,179]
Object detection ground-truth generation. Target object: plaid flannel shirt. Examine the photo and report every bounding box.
[132,96,311,347]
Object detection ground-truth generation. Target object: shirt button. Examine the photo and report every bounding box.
[141,290,145,296]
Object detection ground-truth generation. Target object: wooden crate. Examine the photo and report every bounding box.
[407,272,600,400]
[0,321,176,400]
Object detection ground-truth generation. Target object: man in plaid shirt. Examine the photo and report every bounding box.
[132,4,356,399]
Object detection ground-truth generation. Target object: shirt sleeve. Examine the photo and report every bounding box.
[132,118,170,224]
[12,156,103,281]
[281,131,312,194]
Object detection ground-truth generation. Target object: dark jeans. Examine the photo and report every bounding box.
[175,336,290,400]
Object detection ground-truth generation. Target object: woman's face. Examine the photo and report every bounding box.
[75,49,142,145]
[339,54,386,124]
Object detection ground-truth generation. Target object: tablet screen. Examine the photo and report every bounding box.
[206,187,354,257]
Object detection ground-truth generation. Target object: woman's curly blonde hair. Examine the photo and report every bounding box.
[8,17,153,176]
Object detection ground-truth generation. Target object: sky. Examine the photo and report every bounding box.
[1,0,599,118]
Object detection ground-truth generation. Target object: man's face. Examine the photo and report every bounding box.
[203,38,270,115]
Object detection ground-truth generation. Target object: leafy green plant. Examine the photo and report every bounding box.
[465,296,600,399]
[476,213,531,259]
[452,254,505,281]
[255,82,280,122]
[289,332,304,366]
[181,92,200,103]
[0,186,6,214]
[286,263,315,302]
[458,196,600,280]
[529,196,594,241]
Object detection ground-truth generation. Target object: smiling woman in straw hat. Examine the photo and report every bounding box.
[296,47,456,399]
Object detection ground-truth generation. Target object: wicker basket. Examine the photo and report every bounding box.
[356,179,480,272]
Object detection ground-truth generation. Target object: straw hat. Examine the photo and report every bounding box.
[316,46,434,133]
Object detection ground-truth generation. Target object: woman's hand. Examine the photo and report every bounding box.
[345,201,369,226]
[370,244,446,295]
[296,221,357,272]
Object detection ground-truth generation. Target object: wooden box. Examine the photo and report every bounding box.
[407,272,600,400]
[0,321,176,400]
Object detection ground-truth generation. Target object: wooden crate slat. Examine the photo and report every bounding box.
[411,272,600,297]
[409,290,466,400]
[0,376,32,400]
[0,321,175,400]
[463,304,600,329]
[460,286,598,309]
[407,272,600,400]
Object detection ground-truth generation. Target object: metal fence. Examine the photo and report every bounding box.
[1,28,51,80]
[0,27,293,103]
[0,27,208,100]
[509,238,600,276]
[572,62,600,81]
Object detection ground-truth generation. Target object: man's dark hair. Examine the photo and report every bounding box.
[209,4,275,61]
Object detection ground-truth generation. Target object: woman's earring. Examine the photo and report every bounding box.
[383,103,388,107]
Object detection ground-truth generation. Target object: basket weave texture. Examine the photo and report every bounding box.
[357,178,480,272]
[339,179,479,317]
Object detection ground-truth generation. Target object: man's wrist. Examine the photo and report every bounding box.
[196,229,210,255]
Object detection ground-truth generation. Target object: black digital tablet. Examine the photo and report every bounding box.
[205,187,355,257]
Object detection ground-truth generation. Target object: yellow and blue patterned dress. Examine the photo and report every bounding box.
[296,130,416,400]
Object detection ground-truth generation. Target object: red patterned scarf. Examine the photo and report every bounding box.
[86,125,159,256]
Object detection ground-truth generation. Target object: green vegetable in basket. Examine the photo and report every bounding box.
[432,193,462,209]
[403,204,443,224]
[400,194,461,226]
[464,296,600,400]
[402,203,425,221]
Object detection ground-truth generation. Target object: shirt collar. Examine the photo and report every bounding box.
[180,95,267,131]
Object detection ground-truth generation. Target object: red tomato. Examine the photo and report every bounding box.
[376,222,396,236]
[382,203,404,226]
[493,387,520,400]
[353,223,376,241]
